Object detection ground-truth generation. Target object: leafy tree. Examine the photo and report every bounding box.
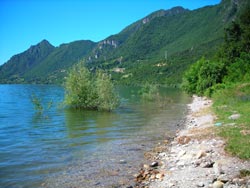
[182,58,203,94]
[183,4,250,96]
[95,70,120,111]
[182,58,225,95]
[224,52,250,83]
[64,62,119,111]
[196,60,225,95]
[64,62,96,109]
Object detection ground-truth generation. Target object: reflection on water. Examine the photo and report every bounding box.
[0,84,190,188]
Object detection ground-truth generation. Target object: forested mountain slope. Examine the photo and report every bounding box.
[0,0,247,85]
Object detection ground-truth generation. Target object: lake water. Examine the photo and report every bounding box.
[0,84,190,188]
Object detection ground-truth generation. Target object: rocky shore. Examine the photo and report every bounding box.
[133,96,250,188]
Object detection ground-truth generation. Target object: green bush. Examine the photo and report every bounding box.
[64,62,119,111]
[182,57,225,96]
[31,94,53,112]
[95,70,120,111]
[182,58,203,94]
[223,52,250,83]
[138,83,160,101]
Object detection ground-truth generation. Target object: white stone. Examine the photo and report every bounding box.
[228,114,241,120]
[212,181,224,188]
[178,150,186,158]
[197,150,206,159]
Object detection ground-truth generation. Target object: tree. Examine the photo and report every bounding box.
[95,70,120,111]
[64,62,119,111]
[182,58,225,95]
[182,58,203,94]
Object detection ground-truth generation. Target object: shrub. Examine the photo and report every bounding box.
[139,83,159,101]
[182,58,203,94]
[64,62,119,111]
[182,57,225,96]
[223,52,250,83]
[31,93,53,112]
[95,70,120,111]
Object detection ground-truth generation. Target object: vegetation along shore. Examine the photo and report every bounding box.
[132,95,250,188]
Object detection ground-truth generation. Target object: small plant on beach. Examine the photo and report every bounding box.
[239,169,250,178]
[64,62,120,111]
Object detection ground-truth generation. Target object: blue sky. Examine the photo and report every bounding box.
[0,0,220,65]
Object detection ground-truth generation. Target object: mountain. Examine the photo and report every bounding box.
[0,40,96,84]
[86,7,189,62]
[23,40,96,84]
[0,40,55,83]
[0,0,248,85]
[85,0,245,85]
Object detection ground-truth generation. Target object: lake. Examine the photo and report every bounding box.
[0,84,190,188]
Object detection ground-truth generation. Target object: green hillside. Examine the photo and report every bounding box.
[0,0,246,85]
[24,40,96,84]
[0,40,55,83]
[85,0,241,85]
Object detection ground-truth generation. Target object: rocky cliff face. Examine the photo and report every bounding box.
[98,39,118,49]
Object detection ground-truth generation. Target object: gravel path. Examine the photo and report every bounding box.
[135,96,250,188]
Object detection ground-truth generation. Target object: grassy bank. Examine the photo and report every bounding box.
[212,83,250,159]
